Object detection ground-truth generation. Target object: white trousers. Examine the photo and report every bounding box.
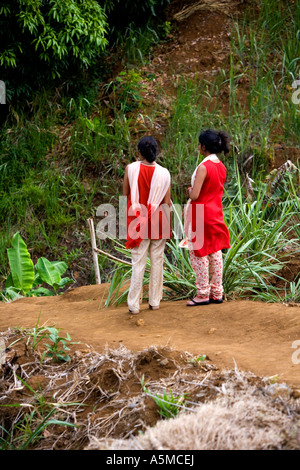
[127,239,166,313]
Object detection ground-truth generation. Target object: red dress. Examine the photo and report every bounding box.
[126,163,171,249]
[190,160,230,257]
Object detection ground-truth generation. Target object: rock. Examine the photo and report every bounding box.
[266,383,292,400]
[136,319,145,327]
[208,328,217,335]
[159,358,169,366]
[292,389,300,399]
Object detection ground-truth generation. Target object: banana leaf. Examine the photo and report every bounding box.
[50,261,68,276]
[7,233,34,294]
[29,287,55,297]
[1,287,24,302]
[36,257,61,287]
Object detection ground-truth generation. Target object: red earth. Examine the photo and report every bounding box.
[1,284,300,388]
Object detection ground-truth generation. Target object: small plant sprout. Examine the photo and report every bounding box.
[141,374,186,419]
[40,328,79,363]
[13,312,54,352]
[189,354,207,365]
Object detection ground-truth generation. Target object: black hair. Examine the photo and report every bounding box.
[137,136,159,163]
[198,129,231,155]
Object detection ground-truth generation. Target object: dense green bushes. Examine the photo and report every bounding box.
[1,0,108,99]
[0,0,170,100]
[102,0,170,33]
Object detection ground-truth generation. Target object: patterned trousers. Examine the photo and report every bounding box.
[189,249,223,301]
[127,239,166,313]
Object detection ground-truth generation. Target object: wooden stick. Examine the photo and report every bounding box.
[87,218,101,285]
[93,247,151,275]
[93,247,132,267]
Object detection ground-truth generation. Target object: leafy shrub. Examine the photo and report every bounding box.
[103,0,171,34]
[0,0,108,99]
[107,69,147,114]
[1,232,73,301]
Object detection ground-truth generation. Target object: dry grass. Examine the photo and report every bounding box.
[88,372,300,450]
[1,328,300,450]
[173,0,246,21]
[88,397,300,450]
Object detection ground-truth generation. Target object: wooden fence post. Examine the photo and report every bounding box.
[87,217,101,285]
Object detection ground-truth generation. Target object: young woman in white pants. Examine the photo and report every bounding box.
[123,136,171,314]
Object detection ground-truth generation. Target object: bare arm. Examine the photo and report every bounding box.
[162,185,171,206]
[188,165,207,201]
[123,165,130,196]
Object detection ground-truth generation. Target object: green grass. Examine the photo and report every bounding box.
[141,374,186,419]
[0,377,78,450]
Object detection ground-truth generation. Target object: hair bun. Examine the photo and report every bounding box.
[199,129,231,155]
[137,136,159,163]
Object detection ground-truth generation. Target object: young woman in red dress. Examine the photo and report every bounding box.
[123,136,171,314]
[186,129,231,306]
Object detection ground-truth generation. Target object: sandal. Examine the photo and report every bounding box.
[209,298,223,304]
[129,309,140,315]
[149,305,159,310]
[186,298,210,307]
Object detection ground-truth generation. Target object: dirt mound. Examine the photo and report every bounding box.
[1,284,300,389]
[87,371,300,451]
[141,6,235,114]
[1,323,300,450]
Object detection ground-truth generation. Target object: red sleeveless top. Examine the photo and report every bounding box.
[190,160,230,257]
[126,163,171,249]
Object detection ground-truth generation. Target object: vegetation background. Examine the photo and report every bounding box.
[0,0,300,451]
[0,0,299,304]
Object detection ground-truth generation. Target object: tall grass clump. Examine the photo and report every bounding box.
[160,76,233,202]
[71,112,133,177]
[222,179,298,298]
[112,21,161,66]
[231,0,300,144]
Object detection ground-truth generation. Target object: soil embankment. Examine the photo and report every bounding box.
[1,284,300,387]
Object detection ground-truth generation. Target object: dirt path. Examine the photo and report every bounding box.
[1,284,300,387]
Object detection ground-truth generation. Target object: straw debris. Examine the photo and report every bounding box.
[173,0,246,21]
[0,329,300,450]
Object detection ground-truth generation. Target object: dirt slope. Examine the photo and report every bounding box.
[1,284,300,387]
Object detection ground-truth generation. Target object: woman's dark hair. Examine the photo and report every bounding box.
[137,136,159,163]
[198,129,231,155]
